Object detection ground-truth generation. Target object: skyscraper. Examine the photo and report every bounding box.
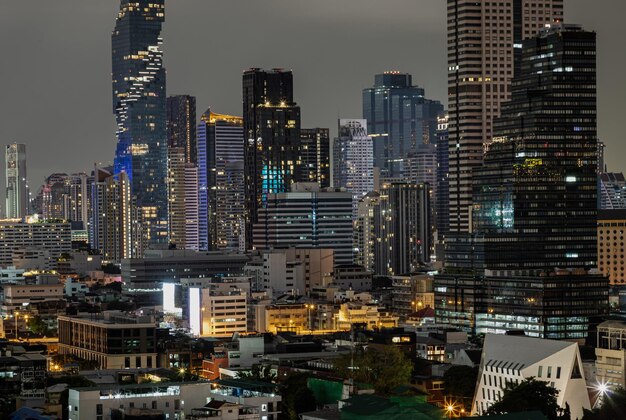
[599,173,626,209]
[447,0,563,233]
[300,128,331,188]
[333,119,374,214]
[436,25,607,339]
[362,72,442,177]
[167,95,197,164]
[435,114,450,237]
[243,69,301,250]
[197,110,245,251]
[167,147,187,248]
[5,143,28,219]
[112,0,168,245]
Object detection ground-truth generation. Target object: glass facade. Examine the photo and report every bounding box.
[112,0,168,245]
[362,72,443,178]
[300,128,331,188]
[167,95,197,165]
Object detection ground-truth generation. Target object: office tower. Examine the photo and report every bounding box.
[167,95,197,164]
[435,114,450,238]
[112,0,168,245]
[38,173,91,223]
[447,0,563,233]
[354,192,381,273]
[436,25,608,339]
[242,68,301,249]
[167,147,186,248]
[184,164,199,251]
[471,25,598,273]
[300,128,331,188]
[5,144,28,219]
[362,72,443,177]
[376,182,430,276]
[90,168,143,264]
[332,119,374,214]
[198,110,245,251]
[253,183,354,265]
[189,286,247,337]
[599,172,626,209]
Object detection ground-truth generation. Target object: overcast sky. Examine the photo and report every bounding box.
[0,0,624,192]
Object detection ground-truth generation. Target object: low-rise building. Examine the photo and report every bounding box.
[189,287,247,337]
[332,265,372,292]
[595,319,626,389]
[58,311,159,369]
[472,334,590,419]
[209,379,281,420]
[68,381,211,420]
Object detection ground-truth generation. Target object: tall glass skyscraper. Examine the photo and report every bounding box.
[167,95,197,165]
[112,0,168,245]
[5,143,28,219]
[362,72,442,178]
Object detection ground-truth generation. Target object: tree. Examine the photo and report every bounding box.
[487,377,570,420]
[279,373,317,420]
[334,345,413,395]
[237,363,276,383]
[582,387,626,420]
[27,315,49,335]
[443,365,479,411]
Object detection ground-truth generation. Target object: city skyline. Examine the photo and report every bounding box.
[0,0,624,192]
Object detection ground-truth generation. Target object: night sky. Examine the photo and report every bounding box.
[0,0,623,196]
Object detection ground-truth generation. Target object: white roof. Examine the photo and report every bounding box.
[481,334,577,369]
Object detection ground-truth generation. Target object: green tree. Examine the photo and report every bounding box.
[582,387,626,420]
[27,315,49,335]
[279,373,317,420]
[487,377,570,420]
[334,345,413,395]
[237,363,276,383]
[443,365,479,410]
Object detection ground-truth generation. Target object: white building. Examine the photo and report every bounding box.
[189,286,247,338]
[472,334,591,419]
[1,281,64,317]
[595,320,626,390]
[332,119,374,215]
[0,219,71,267]
[68,381,211,420]
[5,143,28,220]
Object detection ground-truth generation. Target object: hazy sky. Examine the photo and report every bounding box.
[0,1,624,192]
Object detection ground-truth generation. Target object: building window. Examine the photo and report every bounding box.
[538,366,543,377]
[556,367,561,379]
[97,404,103,415]
[547,366,552,378]
[125,357,130,368]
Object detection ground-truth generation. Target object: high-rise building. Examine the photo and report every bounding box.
[597,210,626,285]
[300,128,331,188]
[5,144,28,219]
[90,168,143,264]
[436,25,608,340]
[184,163,199,251]
[332,119,374,214]
[167,147,187,248]
[112,0,168,245]
[167,95,197,164]
[354,192,381,273]
[243,68,301,250]
[435,114,450,238]
[253,183,354,265]
[447,0,563,233]
[376,182,430,276]
[599,172,626,209]
[197,110,245,251]
[37,173,91,224]
[363,72,443,177]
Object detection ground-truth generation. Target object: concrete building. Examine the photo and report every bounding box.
[0,344,47,409]
[0,219,71,268]
[0,281,64,317]
[599,172,626,209]
[5,143,28,219]
[354,192,380,273]
[335,302,398,331]
[189,286,247,337]
[595,320,626,390]
[598,210,626,285]
[209,379,281,420]
[58,311,159,369]
[68,381,211,420]
[253,183,354,265]
[333,119,374,214]
[260,303,309,334]
[332,264,372,292]
[391,274,434,318]
[472,334,590,419]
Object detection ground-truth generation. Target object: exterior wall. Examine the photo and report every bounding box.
[597,213,626,284]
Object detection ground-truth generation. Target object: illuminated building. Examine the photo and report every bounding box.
[354,192,380,273]
[167,94,197,164]
[197,109,245,251]
[253,183,353,265]
[0,219,71,267]
[188,286,247,338]
[599,172,626,209]
[472,334,590,419]
[184,163,199,251]
[300,128,330,188]
[436,25,608,339]
[261,304,309,334]
[595,320,626,390]
[332,119,374,214]
[1,281,64,318]
[5,143,28,219]
[58,311,159,370]
[597,210,626,284]
[363,72,443,177]
[0,344,47,406]
[376,181,430,275]
[243,68,301,250]
[112,0,168,245]
[391,274,434,318]
[335,302,398,330]
[448,0,563,233]
[68,382,212,420]
[435,113,449,238]
[90,167,143,264]
[37,172,91,224]
[167,147,199,250]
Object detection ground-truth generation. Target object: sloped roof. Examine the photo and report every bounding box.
[481,334,576,369]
